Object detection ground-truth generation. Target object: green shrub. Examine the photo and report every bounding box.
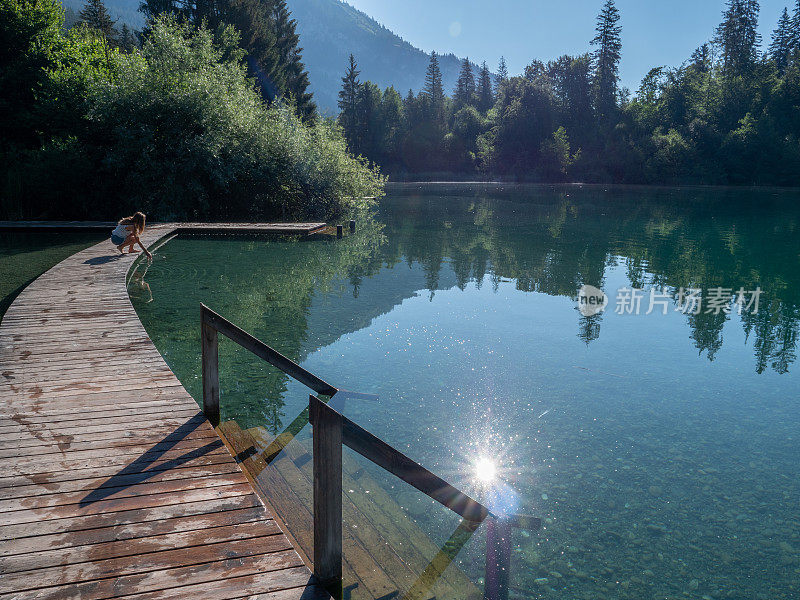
[3,10,384,221]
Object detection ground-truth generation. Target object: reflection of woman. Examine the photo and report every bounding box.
[128,261,153,303]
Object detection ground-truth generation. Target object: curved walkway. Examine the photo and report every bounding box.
[0,225,328,599]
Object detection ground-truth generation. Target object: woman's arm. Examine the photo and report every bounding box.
[137,238,153,259]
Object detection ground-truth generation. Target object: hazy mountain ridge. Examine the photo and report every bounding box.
[62,0,144,28]
[60,0,475,114]
[287,0,471,113]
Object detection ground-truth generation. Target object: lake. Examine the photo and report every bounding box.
[132,184,800,599]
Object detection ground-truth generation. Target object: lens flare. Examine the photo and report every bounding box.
[475,457,497,482]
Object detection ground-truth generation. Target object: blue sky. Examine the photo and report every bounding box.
[345,0,789,91]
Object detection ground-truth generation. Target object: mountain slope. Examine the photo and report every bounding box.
[60,0,473,114]
[62,0,144,28]
[286,0,470,114]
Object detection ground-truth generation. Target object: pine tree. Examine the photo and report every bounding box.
[590,0,622,118]
[690,43,712,73]
[453,57,476,108]
[139,0,181,21]
[714,0,761,76]
[791,0,800,54]
[423,51,445,124]
[337,54,361,151]
[496,56,509,90]
[770,7,793,73]
[79,0,117,41]
[476,61,494,112]
[118,23,138,52]
[272,0,315,120]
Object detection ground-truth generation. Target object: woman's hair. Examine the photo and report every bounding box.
[119,212,146,234]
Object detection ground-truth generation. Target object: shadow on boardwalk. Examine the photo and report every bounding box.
[80,412,223,506]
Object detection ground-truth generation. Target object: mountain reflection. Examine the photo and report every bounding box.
[134,184,800,432]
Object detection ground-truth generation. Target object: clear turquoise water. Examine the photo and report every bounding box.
[132,184,800,599]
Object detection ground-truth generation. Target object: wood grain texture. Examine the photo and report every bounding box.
[0,224,330,599]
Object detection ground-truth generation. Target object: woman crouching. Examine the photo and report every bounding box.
[111,212,153,258]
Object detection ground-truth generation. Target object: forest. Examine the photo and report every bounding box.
[337,0,800,185]
[4,0,800,223]
[0,0,383,220]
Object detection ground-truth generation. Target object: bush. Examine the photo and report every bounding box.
[4,12,384,221]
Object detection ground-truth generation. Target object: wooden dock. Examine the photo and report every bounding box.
[0,221,328,234]
[0,223,331,599]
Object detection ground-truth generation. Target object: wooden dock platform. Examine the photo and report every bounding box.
[0,224,331,599]
[0,221,328,235]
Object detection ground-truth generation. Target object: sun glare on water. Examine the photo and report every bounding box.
[475,457,497,483]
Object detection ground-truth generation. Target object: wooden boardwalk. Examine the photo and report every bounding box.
[0,222,327,234]
[0,224,330,599]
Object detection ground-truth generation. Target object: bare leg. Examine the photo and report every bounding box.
[120,233,140,253]
[118,233,135,254]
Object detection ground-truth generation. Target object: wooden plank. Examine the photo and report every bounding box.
[0,505,267,557]
[0,426,216,456]
[0,452,235,490]
[0,462,240,501]
[116,567,328,600]
[0,520,283,575]
[0,494,262,541]
[14,558,311,600]
[2,444,232,479]
[0,534,295,593]
[0,472,247,513]
[0,483,254,526]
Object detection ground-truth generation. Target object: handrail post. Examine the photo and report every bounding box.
[201,307,220,426]
[310,395,343,590]
[484,517,511,600]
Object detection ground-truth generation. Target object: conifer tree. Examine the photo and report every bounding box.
[453,57,476,108]
[423,51,445,125]
[272,0,315,120]
[338,54,361,150]
[714,0,761,76]
[690,43,712,73]
[118,24,138,52]
[476,61,494,112]
[79,0,117,41]
[496,56,509,90]
[770,7,793,73]
[791,0,800,53]
[590,0,622,118]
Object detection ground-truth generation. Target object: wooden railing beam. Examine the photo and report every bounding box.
[310,395,343,589]
[484,517,512,600]
[201,304,338,397]
[201,311,220,426]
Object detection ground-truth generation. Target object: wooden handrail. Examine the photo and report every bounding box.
[200,305,540,600]
[310,395,488,522]
[201,304,338,397]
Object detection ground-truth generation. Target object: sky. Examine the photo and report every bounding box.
[344,0,790,91]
